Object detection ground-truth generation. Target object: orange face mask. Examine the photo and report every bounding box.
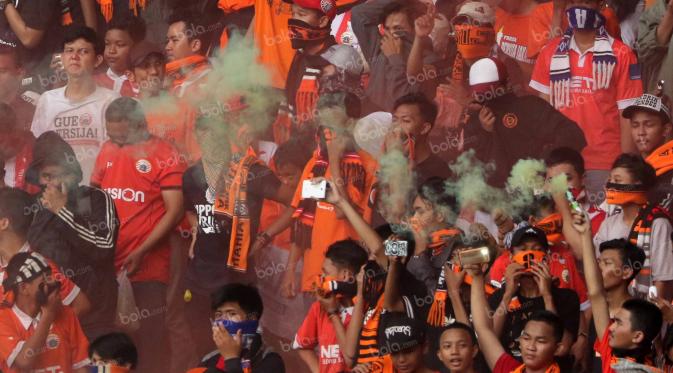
[511,250,546,271]
[453,24,494,60]
[604,182,648,206]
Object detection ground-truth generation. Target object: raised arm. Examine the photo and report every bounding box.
[468,264,507,370]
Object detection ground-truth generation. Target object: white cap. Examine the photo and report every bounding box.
[453,1,496,25]
[321,44,365,76]
[469,57,507,86]
[353,112,393,157]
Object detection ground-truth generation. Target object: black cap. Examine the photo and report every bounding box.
[2,252,51,291]
[510,226,549,250]
[378,313,426,354]
[129,40,165,67]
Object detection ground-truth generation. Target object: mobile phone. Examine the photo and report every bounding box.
[301,179,327,200]
[458,246,491,266]
[648,286,658,300]
[384,239,408,257]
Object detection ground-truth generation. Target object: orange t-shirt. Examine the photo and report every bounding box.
[292,152,378,291]
[253,0,295,89]
[91,137,187,283]
[0,306,89,373]
[495,3,554,65]
[530,36,643,170]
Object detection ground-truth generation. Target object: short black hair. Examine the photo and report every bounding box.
[63,26,103,55]
[527,310,564,343]
[89,333,138,369]
[611,153,657,190]
[0,103,17,133]
[393,93,438,129]
[598,239,646,281]
[167,9,213,54]
[107,17,147,44]
[545,147,586,176]
[441,322,477,345]
[325,239,369,274]
[622,299,663,348]
[417,176,457,213]
[211,283,264,319]
[274,138,313,170]
[105,97,147,129]
[0,188,34,237]
[380,0,425,28]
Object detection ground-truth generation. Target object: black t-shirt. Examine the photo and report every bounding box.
[182,160,281,293]
[415,154,452,185]
[488,286,580,359]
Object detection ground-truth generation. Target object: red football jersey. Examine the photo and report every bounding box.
[92,136,186,283]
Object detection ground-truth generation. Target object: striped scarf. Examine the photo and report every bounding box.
[293,67,321,129]
[628,204,671,297]
[97,0,148,23]
[214,147,261,272]
[356,296,394,373]
[549,19,616,109]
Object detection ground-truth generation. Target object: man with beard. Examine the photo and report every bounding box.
[0,252,90,373]
[26,131,119,340]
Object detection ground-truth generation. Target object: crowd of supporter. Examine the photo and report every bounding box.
[1,0,673,372]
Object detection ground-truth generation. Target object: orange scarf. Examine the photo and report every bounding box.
[454,24,495,60]
[428,228,462,257]
[214,147,262,272]
[97,0,148,23]
[605,183,648,206]
[646,140,673,177]
[357,296,394,373]
[534,213,563,246]
[166,55,210,89]
[511,362,561,373]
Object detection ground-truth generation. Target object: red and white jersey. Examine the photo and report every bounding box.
[94,68,135,97]
[0,305,89,373]
[91,136,186,283]
[0,243,80,306]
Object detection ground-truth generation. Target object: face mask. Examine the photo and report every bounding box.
[213,318,259,336]
[318,276,358,298]
[604,182,648,206]
[566,7,604,30]
[511,250,546,271]
[454,24,494,59]
[288,19,331,50]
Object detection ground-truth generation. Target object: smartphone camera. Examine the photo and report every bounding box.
[384,240,409,257]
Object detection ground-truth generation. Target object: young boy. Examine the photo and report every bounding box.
[94,18,146,96]
[89,332,138,371]
[436,322,480,373]
[377,313,435,373]
[293,239,368,373]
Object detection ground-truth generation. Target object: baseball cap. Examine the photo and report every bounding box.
[285,0,337,18]
[2,252,51,291]
[622,93,671,123]
[510,226,549,251]
[321,44,364,76]
[129,40,165,67]
[452,1,496,25]
[378,313,426,354]
[469,57,507,86]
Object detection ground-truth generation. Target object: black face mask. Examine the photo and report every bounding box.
[288,19,331,50]
[36,281,61,307]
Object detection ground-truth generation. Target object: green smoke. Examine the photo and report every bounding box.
[377,149,416,223]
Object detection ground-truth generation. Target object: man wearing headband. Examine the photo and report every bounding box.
[624,92,673,212]
[487,226,580,365]
[592,154,673,301]
[530,0,643,202]
[463,57,586,186]
[0,252,90,372]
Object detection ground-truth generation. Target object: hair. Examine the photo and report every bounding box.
[107,17,147,44]
[621,299,663,348]
[0,103,17,133]
[325,239,369,274]
[527,310,564,343]
[211,283,264,319]
[105,97,147,129]
[274,138,313,171]
[441,322,478,345]
[0,45,22,68]
[0,188,34,237]
[393,93,439,129]
[611,153,657,190]
[88,333,138,369]
[545,146,586,176]
[63,26,103,55]
[598,239,646,281]
[380,0,426,28]
[167,9,212,54]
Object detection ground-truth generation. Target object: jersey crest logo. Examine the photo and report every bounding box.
[135,159,152,174]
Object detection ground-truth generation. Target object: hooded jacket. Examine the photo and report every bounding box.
[26,131,119,339]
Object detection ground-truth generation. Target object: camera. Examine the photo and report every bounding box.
[384,240,408,257]
[301,179,327,200]
[458,246,491,266]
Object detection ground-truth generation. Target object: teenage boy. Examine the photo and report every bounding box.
[624,93,673,211]
[293,239,368,372]
[470,261,566,373]
[376,313,435,373]
[31,26,120,184]
[94,18,146,96]
[436,323,480,373]
[197,283,285,373]
[571,208,664,372]
[26,131,119,339]
[89,332,138,371]
[0,252,90,373]
[488,226,580,361]
[91,97,186,373]
[530,0,643,199]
